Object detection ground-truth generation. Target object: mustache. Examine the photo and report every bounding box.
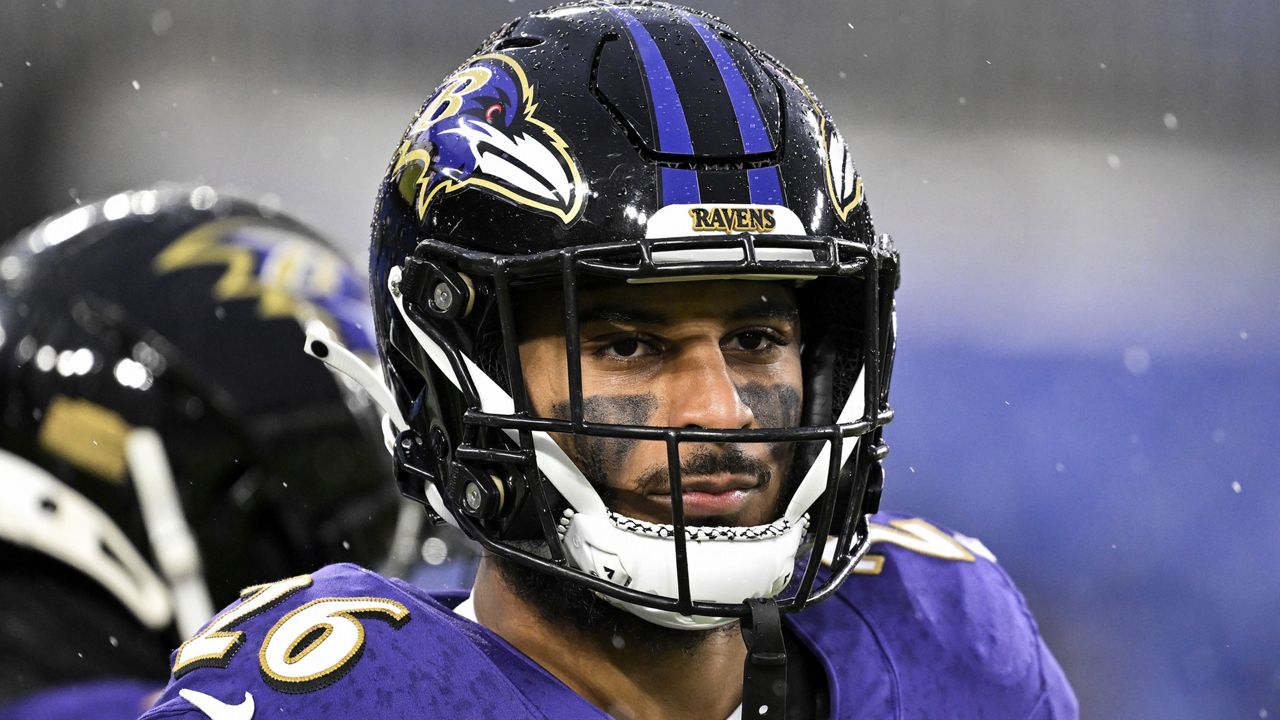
[631,446,773,495]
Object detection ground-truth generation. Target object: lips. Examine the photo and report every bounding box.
[647,473,761,519]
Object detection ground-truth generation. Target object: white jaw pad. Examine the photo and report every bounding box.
[387,267,607,517]
[784,366,866,521]
[0,449,174,630]
[562,511,810,630]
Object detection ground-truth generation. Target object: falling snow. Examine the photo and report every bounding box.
[131,80,140,90]
[1123,346,1150,376]
[1232,481,1242,494]
[151,9,173,36]
[1163,113,1178,130]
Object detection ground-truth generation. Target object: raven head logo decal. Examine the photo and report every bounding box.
[393,54,585,225]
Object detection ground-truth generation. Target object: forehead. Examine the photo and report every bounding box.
[579,279,797,322]
[516,279,798,336]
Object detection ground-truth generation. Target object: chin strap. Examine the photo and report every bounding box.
[741,598,787,720]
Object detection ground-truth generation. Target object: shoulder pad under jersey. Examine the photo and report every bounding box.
[789,512,1078,719]
[140,564,603,720]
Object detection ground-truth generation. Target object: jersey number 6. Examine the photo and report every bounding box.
[171,575,410,694]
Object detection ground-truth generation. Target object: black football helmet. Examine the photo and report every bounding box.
[0,186,399,693]
[361,1,898,629]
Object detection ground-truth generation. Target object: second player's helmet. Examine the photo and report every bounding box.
[368,1,899,627]
[0,187,400,682]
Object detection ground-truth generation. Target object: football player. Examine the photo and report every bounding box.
[0,187,404,719]
[141,4,1077,719]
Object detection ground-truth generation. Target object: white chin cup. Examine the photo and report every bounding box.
[561,510,810,630]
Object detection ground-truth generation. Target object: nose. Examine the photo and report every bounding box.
[665,341,755,430]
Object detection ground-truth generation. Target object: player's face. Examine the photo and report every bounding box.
[517,280,803,527]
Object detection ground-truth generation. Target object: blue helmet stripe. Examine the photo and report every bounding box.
[684,14,772,154]
[613,9,701,205]
[746,167,784,205]
[613,10,695,156]
[684,13,784,205]
[660,167,702,206]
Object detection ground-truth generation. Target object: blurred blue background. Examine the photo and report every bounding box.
[2,1,1276,717]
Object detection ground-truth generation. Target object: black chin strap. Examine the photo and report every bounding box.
[741,598,788,720]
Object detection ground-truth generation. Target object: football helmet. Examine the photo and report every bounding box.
[360,1,898,629]
[0,187,399,689]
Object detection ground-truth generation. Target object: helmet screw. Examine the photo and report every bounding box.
[432,282,454,312]
[463,481,483,512]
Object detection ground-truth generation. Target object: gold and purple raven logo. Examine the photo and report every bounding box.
[393,54,585,225]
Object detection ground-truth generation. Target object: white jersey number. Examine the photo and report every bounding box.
[822,517,997,574]
[258,596,409,692]
[172,575,411,695]
[173,575,314,677]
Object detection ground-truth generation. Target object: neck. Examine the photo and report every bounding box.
[472,557,746,720]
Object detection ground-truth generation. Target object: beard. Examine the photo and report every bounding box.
[491,443,805,657]
[499,385,805,654]
[491,551,738,656]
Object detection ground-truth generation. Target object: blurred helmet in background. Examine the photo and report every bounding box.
[0,186,399,696]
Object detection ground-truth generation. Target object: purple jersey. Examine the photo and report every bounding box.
[139,513,1076,719]
[0,679,160,720]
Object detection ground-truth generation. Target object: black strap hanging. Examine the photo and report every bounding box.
[740,598,788,720]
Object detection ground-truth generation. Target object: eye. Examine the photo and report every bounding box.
[605,338,641,358]
[485,103,504,123]
[593,335,660,361]
[725,329,788,353]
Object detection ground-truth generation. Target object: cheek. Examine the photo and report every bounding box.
[518,340,568,416]
[549,394,659,486]
[735,383,803,428]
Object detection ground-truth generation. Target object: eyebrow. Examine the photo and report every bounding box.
[729,297,799,323]
[577,295,798,327]
[578,305,669,326]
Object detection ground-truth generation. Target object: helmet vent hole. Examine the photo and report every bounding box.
[493,35,545,51]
